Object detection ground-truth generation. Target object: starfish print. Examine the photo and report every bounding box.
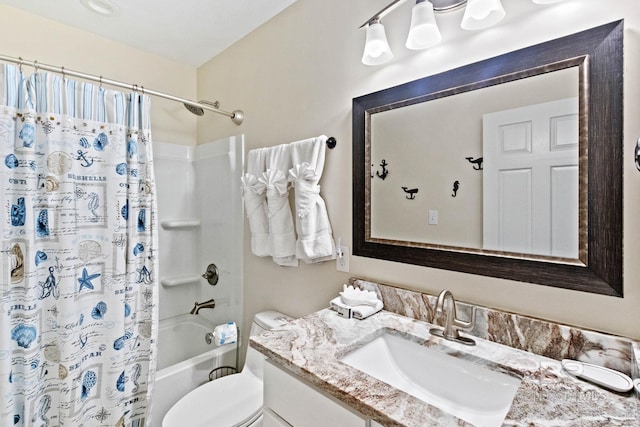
[78,268,100,292]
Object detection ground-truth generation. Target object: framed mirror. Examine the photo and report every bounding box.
[353,21,623,296]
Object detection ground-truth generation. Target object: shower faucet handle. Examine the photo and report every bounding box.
[202,263,219,286]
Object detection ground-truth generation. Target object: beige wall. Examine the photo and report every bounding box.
[198,0,640,341]
[0,4,197,146]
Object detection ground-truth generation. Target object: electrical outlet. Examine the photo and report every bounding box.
[428,209,439,225]
[336,245,350,273]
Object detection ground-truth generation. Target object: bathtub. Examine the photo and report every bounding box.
[152,314,237,426]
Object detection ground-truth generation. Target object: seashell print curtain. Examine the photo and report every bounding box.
[0,64,159,427]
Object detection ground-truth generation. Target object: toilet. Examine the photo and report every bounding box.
[162,311,293,427]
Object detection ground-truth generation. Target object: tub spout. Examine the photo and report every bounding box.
[190,298,216,315]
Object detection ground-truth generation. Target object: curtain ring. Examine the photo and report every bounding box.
[99,75,103,88]
[33,60,39,75]
[18,57,23,73]
[133,83,138,93]
[140,86,144,95]
[61,66,66,81]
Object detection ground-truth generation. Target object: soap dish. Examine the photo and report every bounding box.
[561,359,633,393]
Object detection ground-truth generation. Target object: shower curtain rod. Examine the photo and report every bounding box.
[0,54,244,125]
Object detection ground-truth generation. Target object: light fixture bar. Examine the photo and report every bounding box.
[359,0,408,28]
[431,0,467,11]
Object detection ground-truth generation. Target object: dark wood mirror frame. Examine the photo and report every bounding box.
[353,20,623,296]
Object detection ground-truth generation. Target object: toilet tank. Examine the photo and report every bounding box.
[245,311,293,379]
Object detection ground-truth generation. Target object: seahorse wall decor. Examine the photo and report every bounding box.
[452,180,460,197]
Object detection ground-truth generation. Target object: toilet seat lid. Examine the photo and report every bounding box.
[162,372,263,427]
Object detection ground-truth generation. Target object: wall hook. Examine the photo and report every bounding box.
[635,138,640,171]
[376,159,389,180]
[452,180,460,197]
[465,156,483,170]
[401,186,419,200]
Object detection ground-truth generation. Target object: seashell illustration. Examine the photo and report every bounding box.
[116,371,127,392]
[10,243,24,283]
[11,324,37,349]
[78,137,90,148]
[44,343,61,363]
[127,139,137,158]
[121,200,128,221]
[47,151,72,175]
[11,197,25,226]
[133,243,144,256]
[30,359,39,370]
[78,240,101,262]
[36,209,50,238]
[93,132,108,151]
[5,153,19,169]
[113,331,133,350]
[124,303,131,318]
[35,251,48,266]
[137,209,146,232]
[79,314,84,325]
[13,415,19,424]
[19,123,35,148]
[81,370,97,401]
[138,321,152,339]
[139,181,152,194]
[115,162,127,175]
[58,364,68,379]
[91,301,107,319]
[45,176,59,192]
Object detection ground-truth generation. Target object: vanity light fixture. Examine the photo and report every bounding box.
[360,0,563,65]
[362,18,394,65]
[80,0,120,16]
[406,0,442,50]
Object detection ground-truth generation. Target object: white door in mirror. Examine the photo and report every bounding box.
[561,359,633,393]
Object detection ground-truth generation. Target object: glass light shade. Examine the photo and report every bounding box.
[362,21,393,66]
[405,1,442,50]
[461,0,506,30]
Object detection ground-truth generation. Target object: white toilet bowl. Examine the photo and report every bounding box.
[162,311,293,427]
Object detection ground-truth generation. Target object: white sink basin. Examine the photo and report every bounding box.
[340,331,521,427]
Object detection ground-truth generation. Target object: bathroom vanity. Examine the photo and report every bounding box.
[251,280,640,426]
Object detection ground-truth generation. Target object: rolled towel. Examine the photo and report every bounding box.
[352,300,384,320]
[340,284,380,307]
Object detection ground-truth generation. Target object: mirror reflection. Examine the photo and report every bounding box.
[370,67,579,259]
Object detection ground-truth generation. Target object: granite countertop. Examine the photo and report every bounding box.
[250,308,640,427]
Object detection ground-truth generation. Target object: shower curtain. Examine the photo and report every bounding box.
[0,65,159,427]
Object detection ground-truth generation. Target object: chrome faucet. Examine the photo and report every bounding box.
[429,290,476,346]
[190,298,216,315]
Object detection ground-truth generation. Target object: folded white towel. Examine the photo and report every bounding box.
[289,136,335,263]
[340,284,380,307]
[351,300,384,320]
[261,144,298,267]
[242,149,270,257]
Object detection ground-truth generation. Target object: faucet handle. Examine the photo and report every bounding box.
[452,306,476,332]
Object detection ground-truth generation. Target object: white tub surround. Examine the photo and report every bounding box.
[153,314,236,425]
[251,280,639,426]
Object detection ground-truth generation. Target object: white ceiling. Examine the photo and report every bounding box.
[0,0,298,67]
